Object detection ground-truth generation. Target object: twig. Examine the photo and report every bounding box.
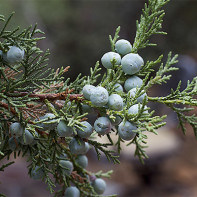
[6,92,84,102]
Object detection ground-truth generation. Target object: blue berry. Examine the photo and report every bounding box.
[42,113,57,130]
[118,121,137,141]
[92,178,106,194]
[124,76,143,92]
[69,138,86,155]
[121,53,144,75]
[30,132,39,145]
[58,153,68,160]
[31,166,44,180]
[10,122,24,137]
[77,121,93,138]
[36,113,56,131]
[59,160,73,176]
[8,137,19,151]
[35,116,45,131]
[101,52,121,69]
[108,94,123,111]
[114,83,123,92]
[128,104,148,115]
[115,39,132,56]
[6,46,24,63]
[128,88,147,103]
[64,186,80,197]
[57,120,73,137]
[82,85,96,100]
[128,104,139,115]
[80,142,90,154]
[94,117,111,135]
[19,129,34,145]
[76,155,88,168]
[90,86,109,107]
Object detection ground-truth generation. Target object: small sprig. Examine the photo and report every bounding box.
[148,76,197,135]
[132,0,170,52]
[109,26,120,52]
[88,139,120,164]
[0,161,15,171]
[146,52,179,89]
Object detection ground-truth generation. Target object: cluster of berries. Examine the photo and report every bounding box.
[9,122,35,150]
[7,39,147,196]
[63,177,106,197]
[82,39,147,141]
[9,114,106,196]
[3,44,107,196]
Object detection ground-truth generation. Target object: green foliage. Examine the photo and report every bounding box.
[0,0,196,196]
[132,0,170,52]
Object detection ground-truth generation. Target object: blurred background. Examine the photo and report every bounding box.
[0,0,197,196]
